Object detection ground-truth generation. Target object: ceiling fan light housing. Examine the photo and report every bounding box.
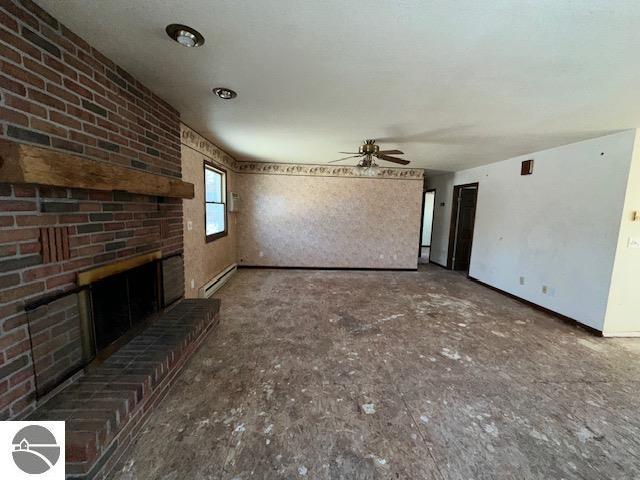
[356,163,380,177]
[166,24,205,47]
[356,155,380,176]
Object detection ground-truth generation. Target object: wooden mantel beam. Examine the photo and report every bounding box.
[0,139,194,199]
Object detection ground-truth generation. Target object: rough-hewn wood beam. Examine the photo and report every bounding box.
[0,139,194,199]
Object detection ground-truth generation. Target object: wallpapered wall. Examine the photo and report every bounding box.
[181,127,237,298]
[181,124,425,287]
[236,173,423,269]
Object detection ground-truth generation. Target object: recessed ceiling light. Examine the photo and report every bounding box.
[213,87,237,100]
[166,24,204,47]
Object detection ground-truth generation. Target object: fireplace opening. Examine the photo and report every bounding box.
[75,252,164,364]
[91,261,159,352]
[24,252,181,399]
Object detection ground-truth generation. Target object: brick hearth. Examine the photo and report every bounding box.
[28,298,220,480]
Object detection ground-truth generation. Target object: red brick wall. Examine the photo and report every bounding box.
[26,292,81,398]
[0,0,183,419]
[0,0,181,175]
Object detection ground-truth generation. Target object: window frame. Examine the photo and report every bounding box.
[203,160,228,243]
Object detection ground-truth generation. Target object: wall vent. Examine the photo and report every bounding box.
[160,219,170,238]
[521,159,534,175]
[40,227,71,263]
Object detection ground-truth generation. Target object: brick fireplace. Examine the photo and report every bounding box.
[0,3,224,477]
[0,0,186,419]
[22,251,175,401]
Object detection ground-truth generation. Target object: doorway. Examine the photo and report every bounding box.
[419,190,436,264]
[447,183,478,271]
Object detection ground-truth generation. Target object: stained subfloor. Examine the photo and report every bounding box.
[111,266,640,479]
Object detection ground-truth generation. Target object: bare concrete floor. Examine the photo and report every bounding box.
[111,266,640,479]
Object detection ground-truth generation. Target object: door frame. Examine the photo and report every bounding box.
[446,182,479,270]
[418,189,436,259]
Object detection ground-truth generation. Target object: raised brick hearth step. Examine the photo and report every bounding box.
[27,298,220,480]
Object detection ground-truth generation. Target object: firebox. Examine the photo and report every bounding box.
[91,261,158,351]
[77,252,163,362]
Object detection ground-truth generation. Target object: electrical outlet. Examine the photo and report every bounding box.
[541,285,556,296]
[190,279,195,289]
[629,237,640,249]
[519,276,525,285]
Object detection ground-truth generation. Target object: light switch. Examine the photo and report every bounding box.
[187,221,193,231]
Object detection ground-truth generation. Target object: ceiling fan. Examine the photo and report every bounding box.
[330,139,411,167]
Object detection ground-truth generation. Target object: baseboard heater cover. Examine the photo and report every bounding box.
[199,263,237,298]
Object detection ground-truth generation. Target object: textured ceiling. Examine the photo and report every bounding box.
[37,0,640,171]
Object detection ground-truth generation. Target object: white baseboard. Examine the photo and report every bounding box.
[198,263,237,298]
[602,331,640,338]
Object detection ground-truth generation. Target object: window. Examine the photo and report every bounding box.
[204,162,227,242]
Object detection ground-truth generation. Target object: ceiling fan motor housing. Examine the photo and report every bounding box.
[359,142,379,155]
[332,139,408,165]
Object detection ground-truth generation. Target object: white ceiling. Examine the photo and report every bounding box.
[38,0,640,172]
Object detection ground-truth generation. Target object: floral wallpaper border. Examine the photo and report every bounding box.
[181,123,236,170]
[235,162,424,179]
[181,123,424,180]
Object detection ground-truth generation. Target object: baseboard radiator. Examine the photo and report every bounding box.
[198,263,237,298]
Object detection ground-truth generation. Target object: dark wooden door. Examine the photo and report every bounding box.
[453,187,477,271]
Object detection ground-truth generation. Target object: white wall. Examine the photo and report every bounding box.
[421,191,435,246]
[603,130,640,335]
[428,130,637,331]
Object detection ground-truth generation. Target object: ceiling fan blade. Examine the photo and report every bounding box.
[376,154,410,165]
[338,151,360,154]
[329,154,362,163]
[377,149,404,155]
